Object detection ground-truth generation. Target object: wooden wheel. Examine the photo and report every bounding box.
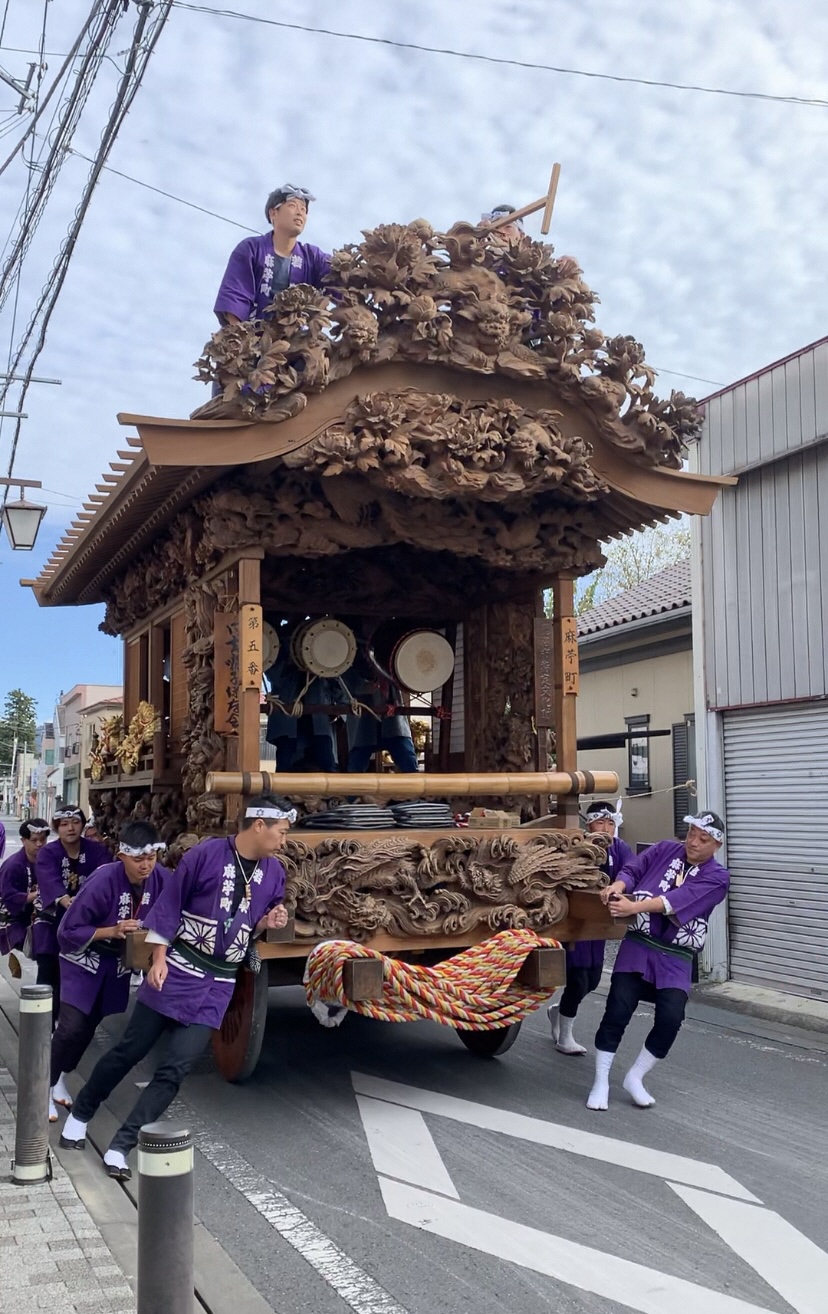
[212,966,270,1082]
[456,1020,522,1058]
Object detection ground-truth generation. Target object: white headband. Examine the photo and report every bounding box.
[684,814,724,843]
[245,806,297,822]
[54,809,83,822]
[118,842,166,857]
[24,824,50,836]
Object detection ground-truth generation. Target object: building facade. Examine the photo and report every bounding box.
[577,561,694,851]
[691,335,828,997]
[52,685,122,816]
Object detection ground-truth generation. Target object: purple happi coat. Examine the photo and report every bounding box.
[214,232,331,324]
[33,838,111,957]
[57,861,167,1016]
[613,839,730,992]
[567,836,635,972]
[0,847,35,954]
[139,837,286,1029]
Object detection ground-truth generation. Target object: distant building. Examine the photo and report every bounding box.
[52,685,122,816]
[691,334,828,998]
[576,560,694,852]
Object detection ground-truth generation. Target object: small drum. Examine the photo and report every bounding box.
[391,629,455,693]
[290,617,357,678]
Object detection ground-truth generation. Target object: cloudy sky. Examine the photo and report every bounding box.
[0,0,825,716]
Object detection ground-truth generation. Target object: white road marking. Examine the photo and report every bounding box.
[380,1178,778,1314]
[356,1096,459,1199]
[671,1183,828,1314]
[171,1099,410,1314]
[351,1072,759,1201]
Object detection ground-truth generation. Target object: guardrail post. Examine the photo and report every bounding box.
[12,983,52,1185]
[137,1122,194,1314]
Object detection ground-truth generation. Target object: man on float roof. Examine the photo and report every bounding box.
[213,183,331,326]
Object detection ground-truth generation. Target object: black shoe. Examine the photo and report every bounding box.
[59,1135,86,1150]
[106,1163,131,1181]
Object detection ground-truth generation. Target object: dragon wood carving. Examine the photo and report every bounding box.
[281,828,609,941]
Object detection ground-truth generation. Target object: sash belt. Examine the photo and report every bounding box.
[626,929,695,963]
[172,939,239,979]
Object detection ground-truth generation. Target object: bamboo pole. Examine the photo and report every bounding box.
[205,769,619,798]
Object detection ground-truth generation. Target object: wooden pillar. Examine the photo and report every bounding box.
[552,573,579,826]
[238,557,262,777]
[148,624,166,777]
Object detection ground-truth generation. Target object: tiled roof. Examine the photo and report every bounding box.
[578,558,691,636]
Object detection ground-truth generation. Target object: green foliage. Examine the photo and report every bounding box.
[0,688,38,769]
[576,523,691,615]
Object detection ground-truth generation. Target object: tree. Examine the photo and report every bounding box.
[0,689,38,770]
[575,522,691,615]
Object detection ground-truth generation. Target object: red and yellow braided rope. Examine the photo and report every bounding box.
[304,928,561,1030]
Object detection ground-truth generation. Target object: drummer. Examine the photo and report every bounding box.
[343,648,419,773]
[264,629,340,771]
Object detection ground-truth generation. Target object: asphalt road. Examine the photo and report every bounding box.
[5,820,825,1314]
[82,974,827,1314]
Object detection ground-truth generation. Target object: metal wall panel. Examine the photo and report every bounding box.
[723,704,828,998]
[701,338,828,476]
[701,443,828,708]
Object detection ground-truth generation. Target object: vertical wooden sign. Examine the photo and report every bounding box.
[239,604,263,691]
[214,612,240,734]
[534,618,555,727]
[561,616,580,696]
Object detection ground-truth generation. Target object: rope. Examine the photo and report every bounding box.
[304,928,561,1030]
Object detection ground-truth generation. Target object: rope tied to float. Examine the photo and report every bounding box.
[303,929,561,1030]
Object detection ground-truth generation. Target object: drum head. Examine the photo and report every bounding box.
[392,630,454,692]
[262,622,280,670]
[299,618,357,678]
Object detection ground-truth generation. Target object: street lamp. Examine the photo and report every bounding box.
[0,478,47,551]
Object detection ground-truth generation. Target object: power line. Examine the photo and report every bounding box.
[170,2,828,110]
[650,366,724,387]
[67,148,257,231]
[2,2,174,489]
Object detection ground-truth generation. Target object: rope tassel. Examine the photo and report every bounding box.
[304,929,561,1030]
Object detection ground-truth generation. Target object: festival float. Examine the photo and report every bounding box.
[23,175,733,1079]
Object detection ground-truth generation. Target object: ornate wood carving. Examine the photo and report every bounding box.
[281,828,609,941]
[193,221,700,469]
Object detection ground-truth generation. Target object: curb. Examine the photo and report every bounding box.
[693,985,828,1036]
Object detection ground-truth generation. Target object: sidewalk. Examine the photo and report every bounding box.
[0,1064,135,1314]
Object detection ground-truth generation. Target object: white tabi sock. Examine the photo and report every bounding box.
[62,1112,87,1142]
[48,1096,58,1123]
[556,1014,587,1056]
[586,1049,615,1110]
[104,1148,129,1172]
[623,1045,660,1107]
[52,1074,72,1107]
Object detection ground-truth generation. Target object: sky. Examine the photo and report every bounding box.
[0,0,826,717]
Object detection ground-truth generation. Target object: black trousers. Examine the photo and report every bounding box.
[35,953,60,1027]
[72,1001,212,1154]
[51,1000,105,1087]
[595,971,687,1060]
[559,965,603,1018]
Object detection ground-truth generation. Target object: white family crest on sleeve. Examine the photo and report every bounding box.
[673,917,707,950]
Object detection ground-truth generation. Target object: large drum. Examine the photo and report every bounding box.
[393,629,455,692]
[290,617,357,678]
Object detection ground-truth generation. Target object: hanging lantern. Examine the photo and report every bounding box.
[2,490,46,550]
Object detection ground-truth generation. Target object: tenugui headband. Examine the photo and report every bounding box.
[684,814,724,843]
[118,842,166,857]
[276,184,315,205]
[53,809,83,822]
[245,806,297,822]
[587,806,615,821]
[24,824,50,836]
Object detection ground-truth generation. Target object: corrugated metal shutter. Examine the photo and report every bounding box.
[723,702,828,999]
